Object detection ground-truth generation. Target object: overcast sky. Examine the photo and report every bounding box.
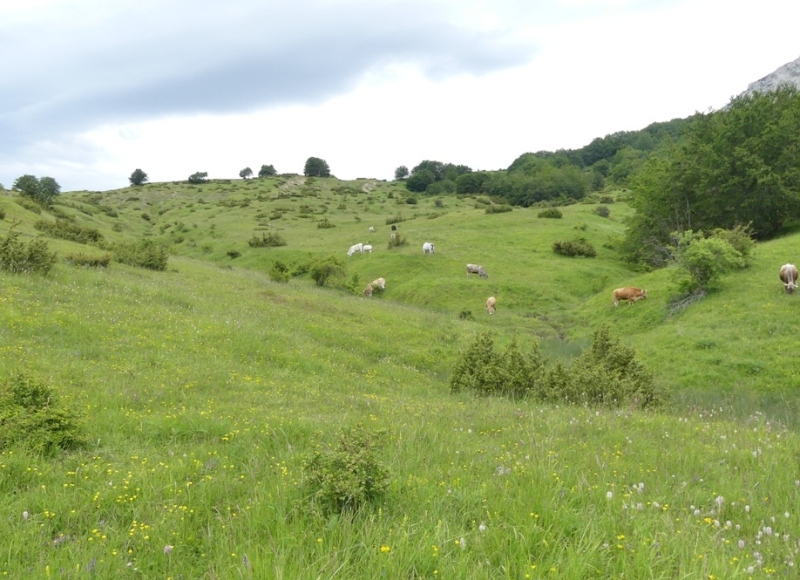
[1,0,798,192]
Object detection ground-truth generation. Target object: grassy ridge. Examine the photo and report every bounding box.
[2,179,800,577]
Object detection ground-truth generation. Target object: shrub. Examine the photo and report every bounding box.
[310,256,345,287]
[15,197,43,214]
[670,230,745,292]
[599,195,614,204]
[226,249,241,259]
[301,424,390,514]
[0,228,58,274]
[387,233,409,249]
[248,232,287,248]
[594,205,610,218]
[269,260,290,283]
[458,310,474,321]
[34,218,104,244]
[485,204,512,214]
[552,238,597,257]
[405,197,418,205]
[316,217,335,229]
[64,253,111,268]
[537,207,562,218]
[111,239,169,271]
[0,373,87,454]
[385,213,406,225]
[0,207,5,220]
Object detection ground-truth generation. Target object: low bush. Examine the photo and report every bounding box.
[300,424,390,514]
[15,197,43,214]
[248,232,287,248]
[385,213,406,225]
[64,253,111,268]
[269,260,291,283]
[387,233,409,249]
[552,238,597,257]
[537,208,562,219]
[34,218,104,244]
[0,228,58,274]
[111,239,169,271]
[594,205,610,218]
[310,256,345,287]
[0,373,87,454]
[316,217,335,229]
[485,204,512,214]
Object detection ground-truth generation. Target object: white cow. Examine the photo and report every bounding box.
[363,244,373,254]
[371,277,386,290]
[368,226,375,233]
[466,264,489,279]
[422,242,435,254]
[347,243,364,257]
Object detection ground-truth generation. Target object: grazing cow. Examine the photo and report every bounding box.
[423,242,435,254]
[612,287,647,307]
[390,233,397,241]
[363,244,373,254]
[391,225,397,231]
[466,264,489,279]
[486,296,497,315]
[368,226,375,233]
[371,277,386,290]
[363,284,374,297]
[780,263,799,294]
[347,243,364,257]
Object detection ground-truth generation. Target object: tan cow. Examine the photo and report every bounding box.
[613,287,647,307]
[486,296,497,315]
[363,284,374,297]
[370,277,386,290]
[780,263,798,294]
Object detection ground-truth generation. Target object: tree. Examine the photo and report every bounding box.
[304,157,331,178]
[670,230,746,293]
[394,165,409,180]
[188,171,208,184]
[405,169,435,193]
[13,175,60,205]
[239,167,253,179]
[129,168,149,186]
[258,164,277,178]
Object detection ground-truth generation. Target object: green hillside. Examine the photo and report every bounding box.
[1,178,799,578]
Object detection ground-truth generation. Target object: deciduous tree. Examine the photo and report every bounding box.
[304,157,331,178]
[129,168,149,186]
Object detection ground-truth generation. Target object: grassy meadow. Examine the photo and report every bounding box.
[1,177,800,578]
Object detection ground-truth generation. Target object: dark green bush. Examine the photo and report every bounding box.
[594,205,610,218]
[0,373,87,454]
[385,213,406,225]
[387,233,409,249]
[537,208,562,219]
[269,260,290,283]
[0,228,58,274]
[65,253,111,268]
[226,249,241,259]
[111,239,169,271]
[0,207,6,220]
[248,232,287,248]
[552,238,597,257]
[485,204,512,214]
[316,217,335,229]
[34,218,104,244]
[310,256,345,287]
[301,424,390,514]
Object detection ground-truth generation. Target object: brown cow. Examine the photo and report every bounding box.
[486,296,497,315]
[613,287,647,307]
[780,263,798,294]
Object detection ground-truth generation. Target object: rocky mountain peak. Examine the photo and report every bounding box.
[742,55,800,96]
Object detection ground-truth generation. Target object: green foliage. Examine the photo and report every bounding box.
[258,164,277,178]
[625,87,800,266]
[13,175,61,205]
[226,249,241,259]
[0,373,87,454]
[310,256,345,287]
[111,239,169,271]
[552,238,597,258]
[304,157,331,178]
[269,260,291,282]
[34,218,104,244]
[188,171,208,184]
[404,196,418,205]
[0,207,4,220]
[387,233,409,249]
[0,228,58,274]
[594,205,610,218]
[248,232,287,247]
[239,167,253,179]
[316,217,335,229]
[405,169,435,193]
[485,204,512,214]
[394,165,409,180]
[537,207,562,219]
[301,424,390,514]
[568,326,665,408]
[64,253,111,268]
[129,168,149,186]
[385,213,406,225]
[669,230,745,292]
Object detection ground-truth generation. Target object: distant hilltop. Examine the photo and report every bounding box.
[741,55,800,96]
